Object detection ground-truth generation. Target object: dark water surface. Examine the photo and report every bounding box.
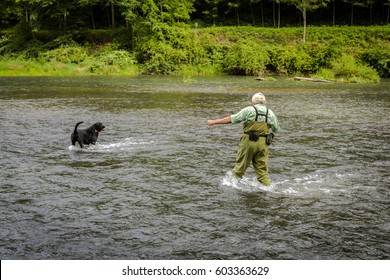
[0,76,389,259]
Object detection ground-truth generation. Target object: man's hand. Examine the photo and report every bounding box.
[207,120,215,126]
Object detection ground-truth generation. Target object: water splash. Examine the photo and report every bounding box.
[221,171,271,193]
[68,138,154,153]
[221,170,353,197]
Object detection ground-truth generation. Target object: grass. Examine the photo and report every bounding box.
[0,58,139,76]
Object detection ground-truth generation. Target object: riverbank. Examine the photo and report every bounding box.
[0,25,389,82]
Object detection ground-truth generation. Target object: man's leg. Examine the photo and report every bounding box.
[253,146,270,186]
[232,137,253,179]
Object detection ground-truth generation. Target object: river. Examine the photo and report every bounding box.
[0,76,389,259]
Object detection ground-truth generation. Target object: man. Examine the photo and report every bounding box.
[207,93,280,186]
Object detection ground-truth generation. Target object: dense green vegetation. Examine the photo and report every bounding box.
[1,0,389,82]
[2,0,389,30]
[1,25,388,82]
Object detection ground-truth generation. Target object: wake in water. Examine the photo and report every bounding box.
[221,171,271,193]
[68,137,154,153]
[221,170,353,197]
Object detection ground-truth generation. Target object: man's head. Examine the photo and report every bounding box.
[252,92,266,105]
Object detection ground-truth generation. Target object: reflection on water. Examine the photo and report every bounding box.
[0,76,389,260]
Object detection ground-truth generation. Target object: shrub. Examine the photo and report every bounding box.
[268,45,312,75]
[312,68,335,81]
[81,49,136,75]
[17,40,45,59]
[136,23,207,75]
[224,39,270,76]
[360,48,390,78]
[39,46,88,64]
[140,41,187,74]
[305,40,343,71]
[43,34,78,49]
[331,54,380,83]
[94,50,136,68]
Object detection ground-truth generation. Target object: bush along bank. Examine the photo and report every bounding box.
[0,24,389,82]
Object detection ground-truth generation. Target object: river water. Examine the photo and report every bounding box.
[0,76,389,260]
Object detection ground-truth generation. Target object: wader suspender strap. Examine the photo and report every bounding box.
[253,106,268,123]
[247,106,273,144]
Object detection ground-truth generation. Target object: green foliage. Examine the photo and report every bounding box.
[2,0,390,33]
[140,40,187,74]
[268,45,312,75]
[84,48,136,74]
[15,40,45,59]
[312,68,335,81]
[360,47,390,78]
[0,23,33,55]
[224,39,270,76]
[330,54,380,83]
[39,46,89,64]
[0,25,388,82]
[96,50,135,68]
[72,30,115,46]
[305,40,343,70]
[43,34,78,49]
[136,23,207,75]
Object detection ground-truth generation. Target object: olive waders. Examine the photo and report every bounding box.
[232,107,271,186]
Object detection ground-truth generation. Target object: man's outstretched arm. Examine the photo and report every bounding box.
[207,116,232,126]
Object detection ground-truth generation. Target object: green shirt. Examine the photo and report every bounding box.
[231,104,280,132]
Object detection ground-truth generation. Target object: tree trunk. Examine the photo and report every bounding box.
[91,9,95,30]
[260,0,264,26]
[333,0,335,26]
[250,2,255,26]
[57,1,61,30]
[25,8,36,40]
[303,7,307,44]
[273,2,276,27]
[388,4,390,23]
[351,4,354,26]
[106,7,111,28]
[111,3,115,29]
[294,76,332,83]
[369,3,372,25]
[64,7,67,30]
[277,2,280,28]
[236,6,240,26]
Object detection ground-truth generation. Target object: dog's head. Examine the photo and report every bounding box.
[94,122,105,132]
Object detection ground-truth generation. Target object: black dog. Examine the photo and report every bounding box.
[71,121,105,148]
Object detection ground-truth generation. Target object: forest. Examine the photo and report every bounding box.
[0,0,389,82]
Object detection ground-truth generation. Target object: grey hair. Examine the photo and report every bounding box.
[252,92,266,104]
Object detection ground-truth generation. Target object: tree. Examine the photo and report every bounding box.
[270,0,282,28]
[257,0,264,26]
[342,0,366,25]
[386,0,390,23]
[79,0,100,29]
[285,0,330,43]
[332,0,335,26]
[0,0,19,28]
[365,0,375,24]
[118,0,159,27]
[227,1,241,26]
[54,0,77,31]
[110,0,116,29]
[14,0,47,39]
[202,0,222,25]
[158,0,195,23]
